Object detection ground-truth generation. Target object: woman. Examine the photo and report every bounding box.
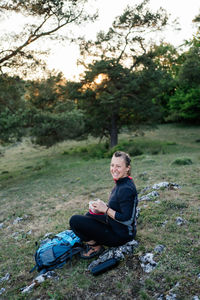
[69,151,138,259]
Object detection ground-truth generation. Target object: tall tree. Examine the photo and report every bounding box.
[0,0,97,75]
[79,0,168,68]
[0,74,26,142]
[168,13,200,123]
[67,59,162,148]
[73,0,170,147]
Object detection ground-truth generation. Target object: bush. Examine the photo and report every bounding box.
[172,157,193,165]
[30,110,85,147]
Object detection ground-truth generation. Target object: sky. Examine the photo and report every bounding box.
[46,0,200,80]
[1,0,200,80]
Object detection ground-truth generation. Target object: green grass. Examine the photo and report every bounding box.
[0,123,200,299]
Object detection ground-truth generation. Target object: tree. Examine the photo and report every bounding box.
[79,0,168,68]
[168,46,200,123]
[24,73,86,147]
[67,59,162,148]
[72,0,170,147]
[168,14,200,124]
[0,0,97,75]
[0,74,26,143]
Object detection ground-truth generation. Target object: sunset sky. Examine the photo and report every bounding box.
[1,0,200,80]
[47,0,200,80]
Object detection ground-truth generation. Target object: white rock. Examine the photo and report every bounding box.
[21,282,35,294]
[139,253,157,273]
[139,191,159,201]
[0,288,6,295]
[154,245,165,253]
[176,217,187,226]
[13,217,23,225]
[166,292,177,300]
[0,273,10,283]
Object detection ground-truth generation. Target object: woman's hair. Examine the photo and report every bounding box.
[113,151,131,175]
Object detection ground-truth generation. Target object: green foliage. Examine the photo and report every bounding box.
[30,109,85,147]
[169,87,200,122]
[0,74,26,143]
[168,45,200,123]
[0,0,97,74]
[0,108,25,143]
[63,136,178,159]
[70,59,162,148]
[172,157,193,165]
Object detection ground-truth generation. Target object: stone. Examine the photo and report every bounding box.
[176,217,187,225]
[0,273,10,283]
[0,288,6,295]
[166,292,177,300]
[0,223,4,229]
[44,232,54,238]
[27,230,32,235]
[13,217,23,225]
[139,191,159,202]
[139,253,157,273]
[161,220,168,227]
[88,239,139,271]
[154,245,165,254]
[21,271,58,294]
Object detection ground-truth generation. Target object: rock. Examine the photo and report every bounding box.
[152,182,170,189]
[154,245,165,254]
[88,239,139,271]
[13,217,23,225]
[0,273,10,283]
[0,288,6,295]
[11,232,19,239]
[21,271,58,294]
[44,232,54,238]
[157,295,164,300]
[176,217,187,225]
[140,182,181,194]
[166,292,177,300]
[139,191,159,201]
[192,296,199,300]
[27,230,32,235]
[155,200,161,204]
[139,253,157,273]
[136,207,140,219]
[0,223,4,229]
[161,220,168,227]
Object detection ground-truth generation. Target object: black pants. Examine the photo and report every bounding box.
[69,213,129,247]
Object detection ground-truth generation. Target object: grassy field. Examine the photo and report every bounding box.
[0,124,200,300]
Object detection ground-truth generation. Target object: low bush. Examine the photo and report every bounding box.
[172,157,193,165]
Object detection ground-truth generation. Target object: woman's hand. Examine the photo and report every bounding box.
[92,199,107,214]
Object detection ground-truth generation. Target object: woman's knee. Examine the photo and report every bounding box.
[69,214,80,228]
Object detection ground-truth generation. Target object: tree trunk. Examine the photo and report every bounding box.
[110,114,118,148]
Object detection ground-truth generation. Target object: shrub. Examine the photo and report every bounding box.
[172,157,193,165]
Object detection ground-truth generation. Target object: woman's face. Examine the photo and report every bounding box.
[110,155,130,180]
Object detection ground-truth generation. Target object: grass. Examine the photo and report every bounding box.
[0,123,200,299]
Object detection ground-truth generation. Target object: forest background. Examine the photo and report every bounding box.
[0,0,200,149]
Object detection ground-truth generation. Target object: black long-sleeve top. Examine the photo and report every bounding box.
[107,176,138,240]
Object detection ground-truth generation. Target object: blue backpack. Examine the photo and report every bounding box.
[30,230,82,274]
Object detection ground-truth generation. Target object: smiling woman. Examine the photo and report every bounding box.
[69,150,138,259]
